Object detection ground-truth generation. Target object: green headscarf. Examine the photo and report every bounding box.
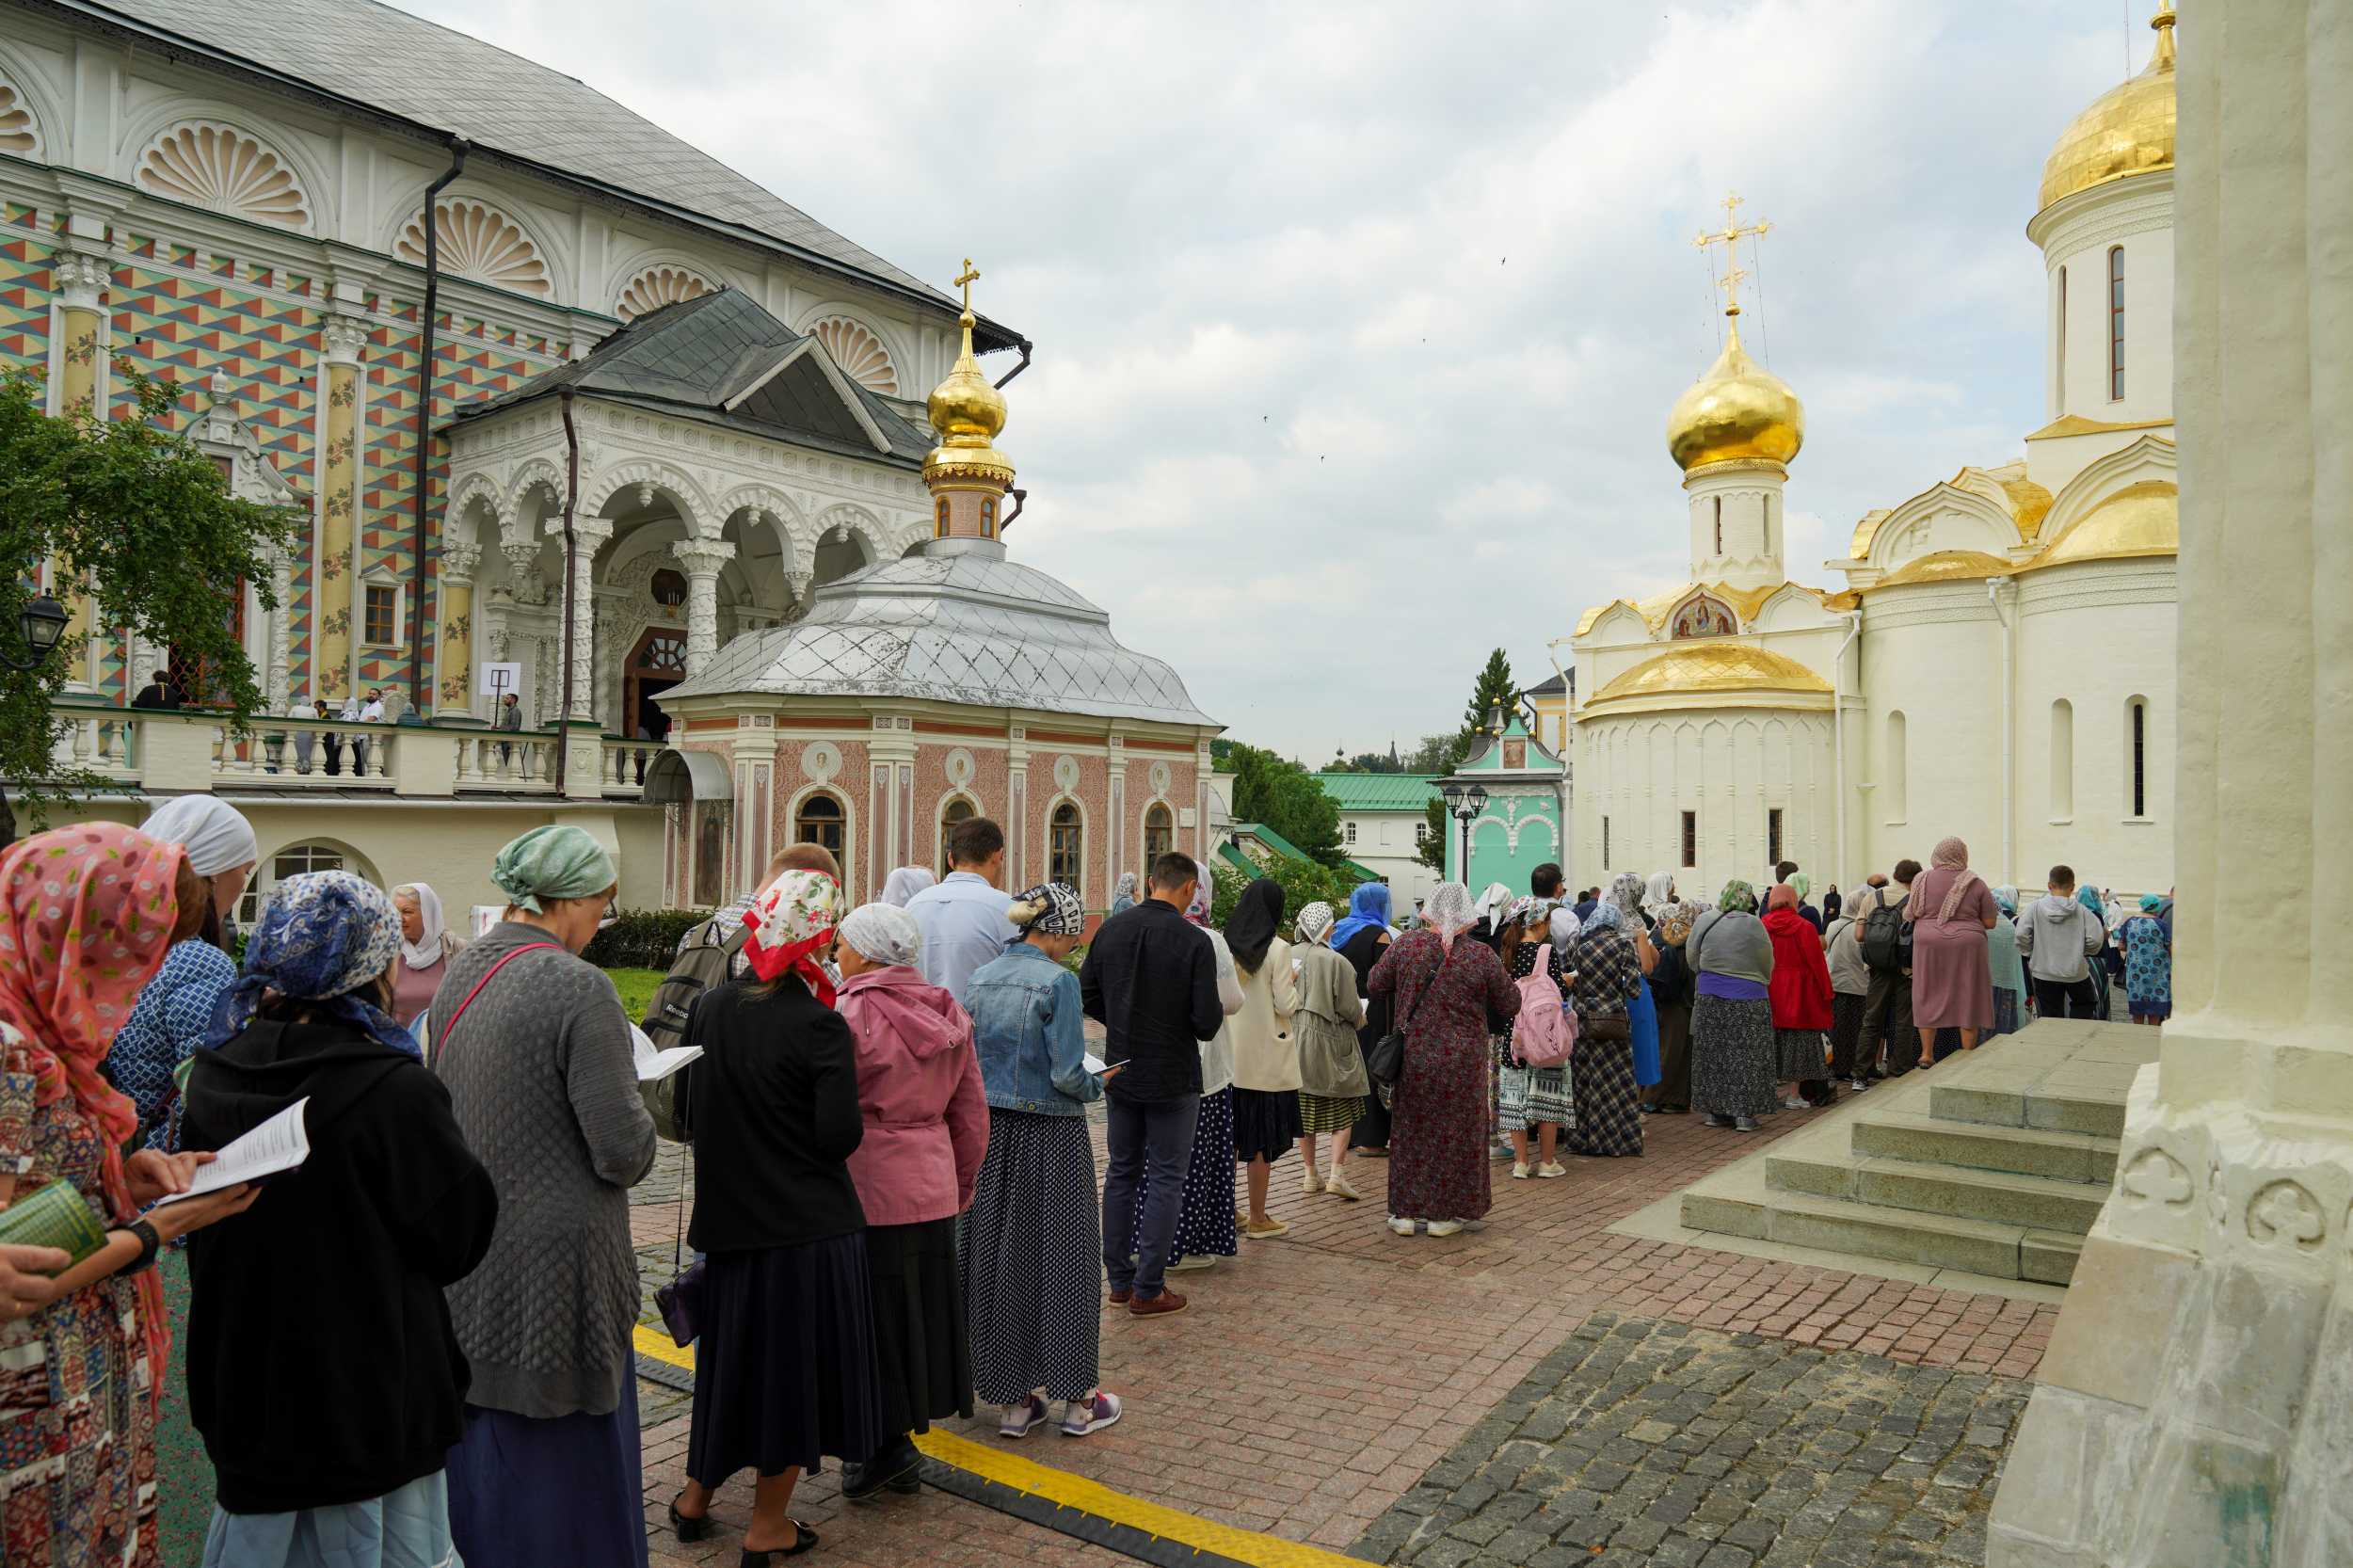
[1789,872,1812,903]
[1718,879,1759,915]
[491,824,617,913]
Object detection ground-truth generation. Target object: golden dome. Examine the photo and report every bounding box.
[2039,9,2176,214]
[2022,480,2177,570]
[924,263,1014,487]
[1666,312,1804,472]
[1580,641,1830,718]
[1865,550,2016,591]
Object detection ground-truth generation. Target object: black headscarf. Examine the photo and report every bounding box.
[1225,877,1285,974]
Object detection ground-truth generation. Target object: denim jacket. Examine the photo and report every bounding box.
[965,942,1103,1116]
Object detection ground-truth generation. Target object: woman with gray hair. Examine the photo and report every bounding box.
[834,902,988,1499]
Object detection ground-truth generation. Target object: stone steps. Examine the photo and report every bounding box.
[1683,1184,2087,1284]
[1766,1147,2112,1235]
[1849,1112,2121,1186]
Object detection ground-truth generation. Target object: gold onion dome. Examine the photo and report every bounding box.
[924,286,1013,485]
[2039,8,2176,214]
[1666,310,1805,472]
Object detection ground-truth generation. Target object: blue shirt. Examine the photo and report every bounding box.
[106,938,239,1150]
[905,871,1016,1006]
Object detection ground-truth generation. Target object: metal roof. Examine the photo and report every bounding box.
[664,539,1216,728]
[1311,772,1439,812]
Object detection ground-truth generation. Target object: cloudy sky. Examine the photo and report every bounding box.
[394,0,2154,762]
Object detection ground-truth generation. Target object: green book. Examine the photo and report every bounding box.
[0,1179,111,1268]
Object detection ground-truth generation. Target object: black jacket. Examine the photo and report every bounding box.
[182,1018,497,1515]
[1080,900,1221,1104]
[686,975,866,1253]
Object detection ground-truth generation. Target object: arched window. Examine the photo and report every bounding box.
[2126,696,2150,818]
[1144,802,1173,865]
[2050,699,2075,820]
[938,795,975,878]
[2056,264,2068,399]
[1671,594,1736,639]
[1884,711,1908,823]
[1712,495,1722,556]
[238,840,368,929]
[934,496,951,537]
[1049,801,1083,891]
[2108,247,2125,400]
[795,791,845,859]
[979,496,997,536]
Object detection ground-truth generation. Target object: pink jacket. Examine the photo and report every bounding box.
[836,966,988,1227]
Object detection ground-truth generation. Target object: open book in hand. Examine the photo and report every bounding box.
[632,1024,703,1083]
[155,1097,310,1207]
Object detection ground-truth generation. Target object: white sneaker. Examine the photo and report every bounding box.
[1512,1161,1530,1180]
[1427,1220,1465,1238]
[1062,1391,1123,1437]
[1536,1161,1568,1179]
[999,1392,1048,1438]
[1302,1167,1325,1195]
[1326,1171,1362,1202]
[1387,1215,1417,1236]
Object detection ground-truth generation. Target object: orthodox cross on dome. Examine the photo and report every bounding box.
[953,257,981,315]
[1694,191,1770,317]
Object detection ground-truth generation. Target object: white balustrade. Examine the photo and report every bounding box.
[48,713,140,780]
[213,716,393,789]
[455,731,558,792]
[601,739,657,797]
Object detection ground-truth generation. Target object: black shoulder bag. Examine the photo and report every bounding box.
[1368,941,1452,1090]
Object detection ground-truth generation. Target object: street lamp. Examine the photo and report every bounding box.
[0,594,72,851]
[1440,781,1487,884]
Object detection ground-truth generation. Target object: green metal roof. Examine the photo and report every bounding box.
[1222,824,1382,885]
[1311,772,1440,811]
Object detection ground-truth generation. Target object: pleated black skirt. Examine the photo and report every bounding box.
[1230,1086,1304,1162]
[687,1233,884,1485]
[867,1215,975,1442]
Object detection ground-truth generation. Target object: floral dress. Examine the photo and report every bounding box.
[1370,931,1519,1224]
[2119,915,2172,1021]
[0,1024,159,1567]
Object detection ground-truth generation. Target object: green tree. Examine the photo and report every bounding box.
[1462,647,1518,736]
[1226,741,1344,866]
[1208,853,1363,931]
[1418,798,1449,872]
[0,364,296,841]
[1402,733,1458,774]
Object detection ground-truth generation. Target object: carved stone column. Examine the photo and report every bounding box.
[549,516,612,723]
[671,539,736,676]
[431,540,481,720]
[51,246,109,690]
[1987,8,2353,1564]
[265,541,293,713]
[313,312,368,705]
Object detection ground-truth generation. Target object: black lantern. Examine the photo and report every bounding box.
[5,595,69,673]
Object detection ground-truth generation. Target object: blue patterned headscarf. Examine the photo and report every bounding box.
[1328,882,1393,951]
[1579,899,1626,936]
[207,871,418,1057]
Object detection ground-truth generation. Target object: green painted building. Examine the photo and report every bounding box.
[1437,707,1567,897]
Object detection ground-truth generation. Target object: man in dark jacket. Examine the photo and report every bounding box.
[1081,851,1221,1319]
[131,668,181,709]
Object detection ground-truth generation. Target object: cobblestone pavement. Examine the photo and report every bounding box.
[625,1093,2060,1566]
[1353,1311,2028,1568]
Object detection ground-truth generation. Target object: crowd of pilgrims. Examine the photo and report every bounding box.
[0,793,2178,1568]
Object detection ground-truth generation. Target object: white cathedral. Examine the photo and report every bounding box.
[1548,10,2181,904]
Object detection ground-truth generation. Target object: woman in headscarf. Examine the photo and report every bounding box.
[429,824,656,1568]
[1107,872,1139,919]
[832,902,987,1498]
[106,796,261,1560]
[1289,901,1369,1201]
[1566,902,1645,1157]
[880,866,936,909]
[1989,888,2029,1035]
[1369,883,1518,1236]
[0,824,262,1567]
[1606,873,1663,1099]
[1332,883,1398,1158]
[1822,883,1844,923]
[1225,879,1301,1240]
[1641,872,1678,925]
[1132,859,1244,1273]
[1789,872,1826,936]
[1689,881,1778,1131]
[1764,884,1835,1108]
[669,870,881,1560]
[1468,882,1515,952]
[962,885,1124,1439]
[2077,882,2117,1020]
[1823,895,1873,1083]
[390,882,468,1028]
[184,872,498,1568]
[1495,897,1572,1177]
[2118,894,2172,1026]
[1645,899,1700,1114]
[1904,838,1998,1064]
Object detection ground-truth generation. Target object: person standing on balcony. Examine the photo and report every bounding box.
[493,691,524,767]
[132,667,182,710]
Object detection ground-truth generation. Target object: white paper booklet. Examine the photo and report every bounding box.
[1083,1052,1109,1076]
[157,1097,310,1205]
[632,1023,704,1083]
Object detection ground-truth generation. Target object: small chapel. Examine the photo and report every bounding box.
[1563,8,2183,903]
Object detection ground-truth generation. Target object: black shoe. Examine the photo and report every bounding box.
[841,1438,920,1503]
[740,1521,821,1561]
[669,1493,710,1544]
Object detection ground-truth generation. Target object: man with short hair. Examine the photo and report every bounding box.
[131,668,181,710]
[1530,863,1563,900]
[1082,851,1223,1320]
[1572,888,1599,923]
[906,816,1016,1005]
[1856,864,1918,1078]
[2017,863,2106,1019]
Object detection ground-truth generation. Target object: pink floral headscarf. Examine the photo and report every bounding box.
[744,868,843,1006]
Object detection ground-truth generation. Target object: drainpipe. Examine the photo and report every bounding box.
[407,137,468,714]
[1833,609,1862,889]
[999,487,1028,536]
[1988,578,2016,888]
[558,384,580,799]
[991,334,1033,390]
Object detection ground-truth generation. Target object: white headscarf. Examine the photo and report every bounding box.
[839,902,923,968]
[880,867,936,908]
[1423,882,1476,951]
[1294,900,1335,946]
[1643,871,1677,917]
[392,882,446,970]
[1472,882,1514,931]
[140,796,259,877]
[1185,858,1215,924]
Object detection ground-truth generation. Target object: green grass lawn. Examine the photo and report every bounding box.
[605,966,665,1021]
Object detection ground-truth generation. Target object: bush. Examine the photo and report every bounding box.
[1208,857,1372,935]
[583,908,713,969]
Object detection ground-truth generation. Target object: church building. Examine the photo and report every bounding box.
[1566,9,2181,904]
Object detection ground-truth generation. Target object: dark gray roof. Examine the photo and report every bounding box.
[57,0,1020,345]
[1523,673,1568,696]
[447,288,931,464]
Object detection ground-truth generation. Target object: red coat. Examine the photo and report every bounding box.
[1764,907,1834,1031]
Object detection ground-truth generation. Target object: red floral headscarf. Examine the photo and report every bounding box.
[0,823,185,1399]
[743,868,842,1007]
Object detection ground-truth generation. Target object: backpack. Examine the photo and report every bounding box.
[1858,888,1913,975]
[639,915,750,1141]
[1510,943,1577,1067]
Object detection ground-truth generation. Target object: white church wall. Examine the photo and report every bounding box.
[1858,584,2007,882]
[2034,173,2175,431]
[1574,708,1832,900]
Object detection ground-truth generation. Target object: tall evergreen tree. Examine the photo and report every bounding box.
[1462,648,1518,736]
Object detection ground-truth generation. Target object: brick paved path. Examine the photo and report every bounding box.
[629,1096,2060,1566]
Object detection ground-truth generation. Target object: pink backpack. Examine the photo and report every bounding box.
[1511,944,1577,1066]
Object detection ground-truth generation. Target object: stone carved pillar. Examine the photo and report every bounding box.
[51,247,110,690]
[265,542,293,713]
[313,312,368,704]
[431,540,481,719]
[671,538,735,676]
[1987,8,2353,1565]
[549,516,612,724]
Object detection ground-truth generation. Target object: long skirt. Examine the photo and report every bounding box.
[449,1379,650,1568]
[1299,1092,1365,1135]
[867,1216,973,1446]
[1136,1086,1236,1263]
[963,1111,1101,1407]
[1829,992,1866,1078]
[158,1248,216,1566]
[1567,1028,1643,1157]
[1629,980,1662,1087]
[1993,988,2024,1036]
[683,1234,883,1488]
[1653,1001,1693,1110]
[203,1471,458,1568]
[1230,1086,1303,1162]
[1497,1064,1572,1131]
[1776,1027,1827,1083]
[1690,995,1780,1119]
[1912,921,1993,1031]
[1386,1032,1492,1224]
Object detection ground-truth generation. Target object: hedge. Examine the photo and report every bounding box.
[583,908,714,969]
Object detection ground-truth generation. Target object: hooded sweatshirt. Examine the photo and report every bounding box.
[181,1016,498,1514]
[2017,892,2105,983]
[1764,906,1835,1031]
[836,965,989,1227]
